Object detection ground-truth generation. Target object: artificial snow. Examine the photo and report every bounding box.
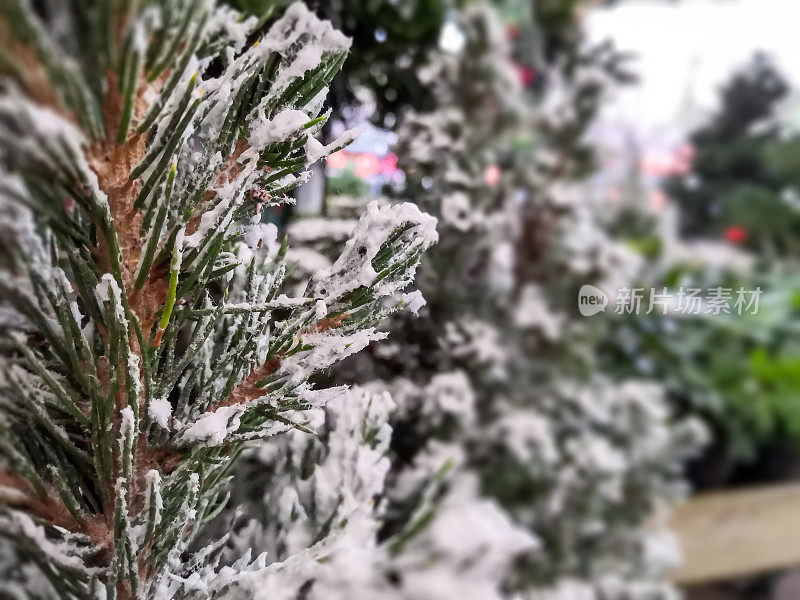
[149,398,173,430]
[180,405,245,446]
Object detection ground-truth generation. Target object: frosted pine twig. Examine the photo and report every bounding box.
[0,2,436,599]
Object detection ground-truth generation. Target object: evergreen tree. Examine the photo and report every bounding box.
[0,2,436,598]
[665,53,800,255]
[276,4,704,599]
[383,7,703,598]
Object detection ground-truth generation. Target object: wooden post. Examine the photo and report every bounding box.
[670,484,800,584]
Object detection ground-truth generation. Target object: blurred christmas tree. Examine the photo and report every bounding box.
[267,3,704,599]
[665,53,800,256]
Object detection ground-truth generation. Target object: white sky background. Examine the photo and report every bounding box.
[586,0,800,153]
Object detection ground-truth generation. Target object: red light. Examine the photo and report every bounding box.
[724,225,747,244]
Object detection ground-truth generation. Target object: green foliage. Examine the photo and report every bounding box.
[605,271,800,462]
[665,53,800,255]
[325,166,370,198]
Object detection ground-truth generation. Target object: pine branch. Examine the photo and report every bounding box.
[0,2,436,598]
